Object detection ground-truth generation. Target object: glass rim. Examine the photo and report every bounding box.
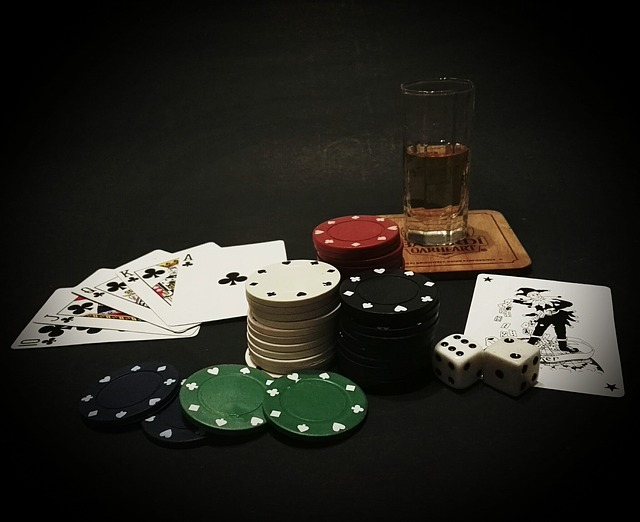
[401,78,475,95]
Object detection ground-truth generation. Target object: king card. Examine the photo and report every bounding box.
[464,273,624,397]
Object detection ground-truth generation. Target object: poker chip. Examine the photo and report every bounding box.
[336,347,429,392]
[262,370,368,440]
[247,327,336,374]
[79,362,180,428]
[249,341,321,362]
[142,390,209,448]
[338,302,439,341]
[247,309,337,340]
[248,298,338,323]
[247,305,340,372]
[248,345,334,365]
[249,302,341,330]
[245,259,341,309]
[335,269,440,391]
[247,328,336,355]
[312,215,404,277]
[338,324,436,360]
[340,332,438,363]
[244,260,341,375]
[312,215,400,259]
[245,348,283,378]
[248,344,336,375]
[339,268,438,327]
[179,364,273,435]
[317,240,404,268]
[247,319,331,346]
[316,255,405,278]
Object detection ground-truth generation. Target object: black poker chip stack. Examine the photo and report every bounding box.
[336,268,440,392]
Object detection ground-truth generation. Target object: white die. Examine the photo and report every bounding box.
[483,337,540,397]
[432,333,484,389]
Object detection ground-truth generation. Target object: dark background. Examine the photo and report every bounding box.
[4,2,634,518]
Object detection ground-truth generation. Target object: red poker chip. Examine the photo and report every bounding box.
[312,215,401,258]
[317,239,404,268]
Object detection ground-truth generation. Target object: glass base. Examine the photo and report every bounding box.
[405,226,467,246]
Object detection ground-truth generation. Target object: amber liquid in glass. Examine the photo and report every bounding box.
[403,142,470,245]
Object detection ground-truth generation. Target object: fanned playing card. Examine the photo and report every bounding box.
[166,239,288,325]
[12,288,200,349]
[115,242,222,325]
[72,251,199,333]
[464,273,624,397]
[31,290,199,336]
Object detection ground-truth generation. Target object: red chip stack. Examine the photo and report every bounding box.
[312,215,405,277]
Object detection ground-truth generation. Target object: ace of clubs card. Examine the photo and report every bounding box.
[167,239,287,325]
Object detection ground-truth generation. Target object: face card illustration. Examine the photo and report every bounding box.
[72,266,198,333]
[117,242,223,325]
[464,273,624,398]
[12,288,200,349]
[115,242,222,323]
[71,249,172,325]
[167,239,287,325]
[32,289,198,337]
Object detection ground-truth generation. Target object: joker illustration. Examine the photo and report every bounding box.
[512,287,578,353]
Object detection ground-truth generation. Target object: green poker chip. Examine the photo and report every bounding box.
[262,370,368,440]
[179,364,274,434]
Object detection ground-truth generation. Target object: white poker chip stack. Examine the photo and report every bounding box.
[243,260,342,376]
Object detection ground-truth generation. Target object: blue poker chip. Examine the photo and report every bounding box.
[339,268,439,327]
[79,362,180,428]
[141,389,209,448]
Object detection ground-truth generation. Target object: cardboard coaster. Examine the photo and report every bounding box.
[383,210,531,278]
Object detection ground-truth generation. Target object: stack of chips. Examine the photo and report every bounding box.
[312,215,405,278]
[244,260,342,376]
[336,268,440,391]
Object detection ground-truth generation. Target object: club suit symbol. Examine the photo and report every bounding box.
[218,272,247,286]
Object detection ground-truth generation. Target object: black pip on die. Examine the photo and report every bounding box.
[432,333,484,389]
[482,337,540,397]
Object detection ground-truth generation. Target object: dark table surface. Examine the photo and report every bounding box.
[5,2,635,518]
